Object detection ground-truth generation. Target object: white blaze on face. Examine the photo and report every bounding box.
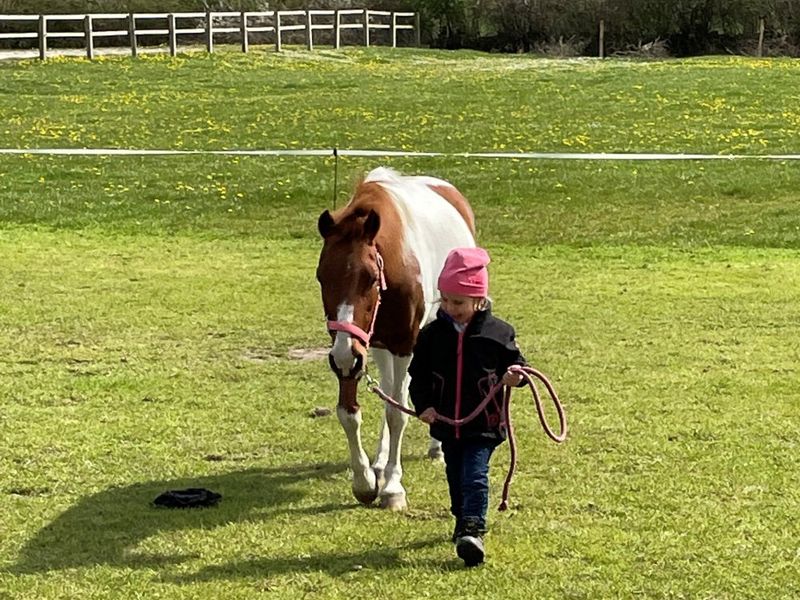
[331,302,357,374]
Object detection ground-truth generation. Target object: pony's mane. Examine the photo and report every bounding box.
[363,166,403,185]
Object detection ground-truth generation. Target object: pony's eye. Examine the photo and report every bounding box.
[361,269,378,287]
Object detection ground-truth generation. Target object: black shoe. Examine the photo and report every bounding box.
[456,534,485,567]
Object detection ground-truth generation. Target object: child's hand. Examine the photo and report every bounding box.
[502,369,524,387]
[418,407,438,424]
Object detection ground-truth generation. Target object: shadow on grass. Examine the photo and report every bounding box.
[10,461,348,575]
[165,536,454,584]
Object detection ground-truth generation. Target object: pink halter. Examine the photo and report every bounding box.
[327,251,387,347]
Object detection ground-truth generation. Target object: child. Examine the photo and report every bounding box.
[408,246,526,567]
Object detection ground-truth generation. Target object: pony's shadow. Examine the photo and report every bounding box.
[10,461,349,575]
[166,536,452,585]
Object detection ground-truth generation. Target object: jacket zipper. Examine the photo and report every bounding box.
[454,329,465,439]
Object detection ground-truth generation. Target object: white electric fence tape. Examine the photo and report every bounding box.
[2,147,800,160]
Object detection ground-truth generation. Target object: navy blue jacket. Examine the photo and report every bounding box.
[408,307,527,442]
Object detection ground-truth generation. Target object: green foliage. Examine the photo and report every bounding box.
[1,49,800,599]
[409,0,472,47]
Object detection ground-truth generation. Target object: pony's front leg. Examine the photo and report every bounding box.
[377,351,411,511]
[370,348,394,490]
[337,406,379,504]
[379,402,409,510]
[372,349,444,462]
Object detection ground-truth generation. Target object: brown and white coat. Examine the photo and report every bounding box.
[316,167,476,510]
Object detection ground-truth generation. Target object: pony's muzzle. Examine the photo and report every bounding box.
[328,350,364,380]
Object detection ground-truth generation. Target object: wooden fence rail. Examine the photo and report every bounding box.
[0,10,420,60]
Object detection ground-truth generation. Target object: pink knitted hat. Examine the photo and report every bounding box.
[437,247,490,297]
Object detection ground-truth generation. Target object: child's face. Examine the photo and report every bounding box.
[439,292,481,325]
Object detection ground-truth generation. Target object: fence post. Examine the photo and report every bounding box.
[599,19,605,58]
[757,17,765,57]
[128,13,137,57]
[38,15,47,60]
[275,12,282,52]
[168,13,177,56]
[84,15,94,60]
[415,13,420,47]
[241,12,249,53]
[364,9,369,47]
[306,10,313,51]
[206,11,214,53]
[391,12,397,48]
[334,10,341,49]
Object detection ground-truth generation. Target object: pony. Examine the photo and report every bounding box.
[316,167,476,510]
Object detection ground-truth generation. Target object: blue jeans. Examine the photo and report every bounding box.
[442,438,501,535]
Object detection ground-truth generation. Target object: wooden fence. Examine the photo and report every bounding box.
[0,10,420,60]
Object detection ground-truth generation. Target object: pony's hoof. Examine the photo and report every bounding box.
[427,447,445,462]
[379,493,408,511]
[353,486,379,506]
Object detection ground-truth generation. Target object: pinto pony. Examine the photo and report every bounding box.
[316,167,476,510]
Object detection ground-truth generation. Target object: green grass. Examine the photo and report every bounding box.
[4,49,800,155]
[1,47,800,599]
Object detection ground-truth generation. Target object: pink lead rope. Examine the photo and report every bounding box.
[365,364,567,511]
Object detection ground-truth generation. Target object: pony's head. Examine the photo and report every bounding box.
[316,206,385,382]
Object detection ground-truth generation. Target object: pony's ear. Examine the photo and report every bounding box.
[318,210,335,238]
[363,209,380,243]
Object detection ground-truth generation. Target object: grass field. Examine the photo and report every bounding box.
[1,47,799,599]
